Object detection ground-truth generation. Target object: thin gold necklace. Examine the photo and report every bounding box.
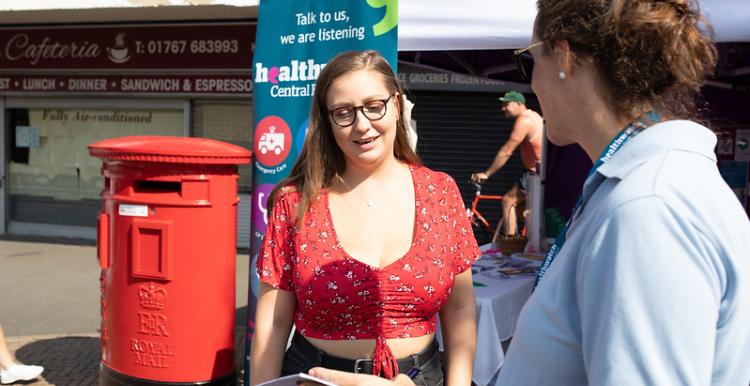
[339,178,375,208]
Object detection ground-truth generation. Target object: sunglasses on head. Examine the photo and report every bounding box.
[513,41,543,82]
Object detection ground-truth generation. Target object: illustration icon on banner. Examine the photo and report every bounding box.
[251,183,275,235]
[254,116,292,167]
[258,126,285,155]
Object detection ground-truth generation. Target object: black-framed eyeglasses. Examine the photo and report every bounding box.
[328,94,395,127]
[514,42,543,82]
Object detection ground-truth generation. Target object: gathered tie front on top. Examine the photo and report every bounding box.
[373,335,399,378]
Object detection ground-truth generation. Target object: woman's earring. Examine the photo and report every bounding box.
[559,71,567,80]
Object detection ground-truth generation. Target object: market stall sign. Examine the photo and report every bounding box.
[397,63,529,93]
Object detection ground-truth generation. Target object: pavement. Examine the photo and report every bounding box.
[0,236,251,385]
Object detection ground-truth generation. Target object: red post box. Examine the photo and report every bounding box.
[89,136,251,386]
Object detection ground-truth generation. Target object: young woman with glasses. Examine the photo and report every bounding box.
[250,50,481,386]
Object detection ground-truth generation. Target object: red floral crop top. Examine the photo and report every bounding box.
[257,165,481,378]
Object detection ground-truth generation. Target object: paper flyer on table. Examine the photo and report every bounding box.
[255,373,339,386]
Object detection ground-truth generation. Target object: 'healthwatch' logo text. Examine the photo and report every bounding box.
[254,59,326,98]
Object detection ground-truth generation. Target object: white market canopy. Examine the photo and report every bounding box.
[399,0,750,50]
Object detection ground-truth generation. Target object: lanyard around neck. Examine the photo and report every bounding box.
[533,113,660,289]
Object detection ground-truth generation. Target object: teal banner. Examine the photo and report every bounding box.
[246,0,397,382]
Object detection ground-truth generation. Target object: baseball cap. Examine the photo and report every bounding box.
[498,91,526,104]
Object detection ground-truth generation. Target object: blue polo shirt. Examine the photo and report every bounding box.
[498,120,750,385]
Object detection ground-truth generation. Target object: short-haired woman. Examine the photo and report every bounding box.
[304,1,750,385]
[500,0,750,384]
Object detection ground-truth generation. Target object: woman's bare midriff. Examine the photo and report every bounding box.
[304,333,436,359]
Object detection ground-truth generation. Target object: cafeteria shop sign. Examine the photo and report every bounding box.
[0,23,254,70]
[0,74,253,95]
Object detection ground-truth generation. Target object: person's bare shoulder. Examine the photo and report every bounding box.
[515,114,536,130]
[509,114,535,140]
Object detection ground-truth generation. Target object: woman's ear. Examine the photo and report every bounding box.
[555,39,574,76]
[395,93,403,121]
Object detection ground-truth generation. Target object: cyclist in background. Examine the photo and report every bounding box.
[472,90,544,236]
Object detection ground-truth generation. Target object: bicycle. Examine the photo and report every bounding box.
[467,178,527,247]
[467,180,504,246]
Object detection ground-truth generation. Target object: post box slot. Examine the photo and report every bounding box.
[134,180,181,194]
[131,220,172,280]
[113,178,212,206]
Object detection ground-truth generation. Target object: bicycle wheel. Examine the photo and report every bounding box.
[471,220,492,246]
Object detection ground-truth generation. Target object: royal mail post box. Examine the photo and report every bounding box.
[89,136,251,386]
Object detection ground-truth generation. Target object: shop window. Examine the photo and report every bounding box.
[7,108,184,227]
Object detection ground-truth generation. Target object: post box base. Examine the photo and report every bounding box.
[100,364,237,386]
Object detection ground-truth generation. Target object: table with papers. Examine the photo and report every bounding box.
[471,252,536,386]
[438,249,538,386]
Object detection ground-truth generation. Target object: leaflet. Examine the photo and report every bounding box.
[255,373,339,386]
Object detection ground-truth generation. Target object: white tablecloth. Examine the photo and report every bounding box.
[437,252,535,386]
[471,266,534,385]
